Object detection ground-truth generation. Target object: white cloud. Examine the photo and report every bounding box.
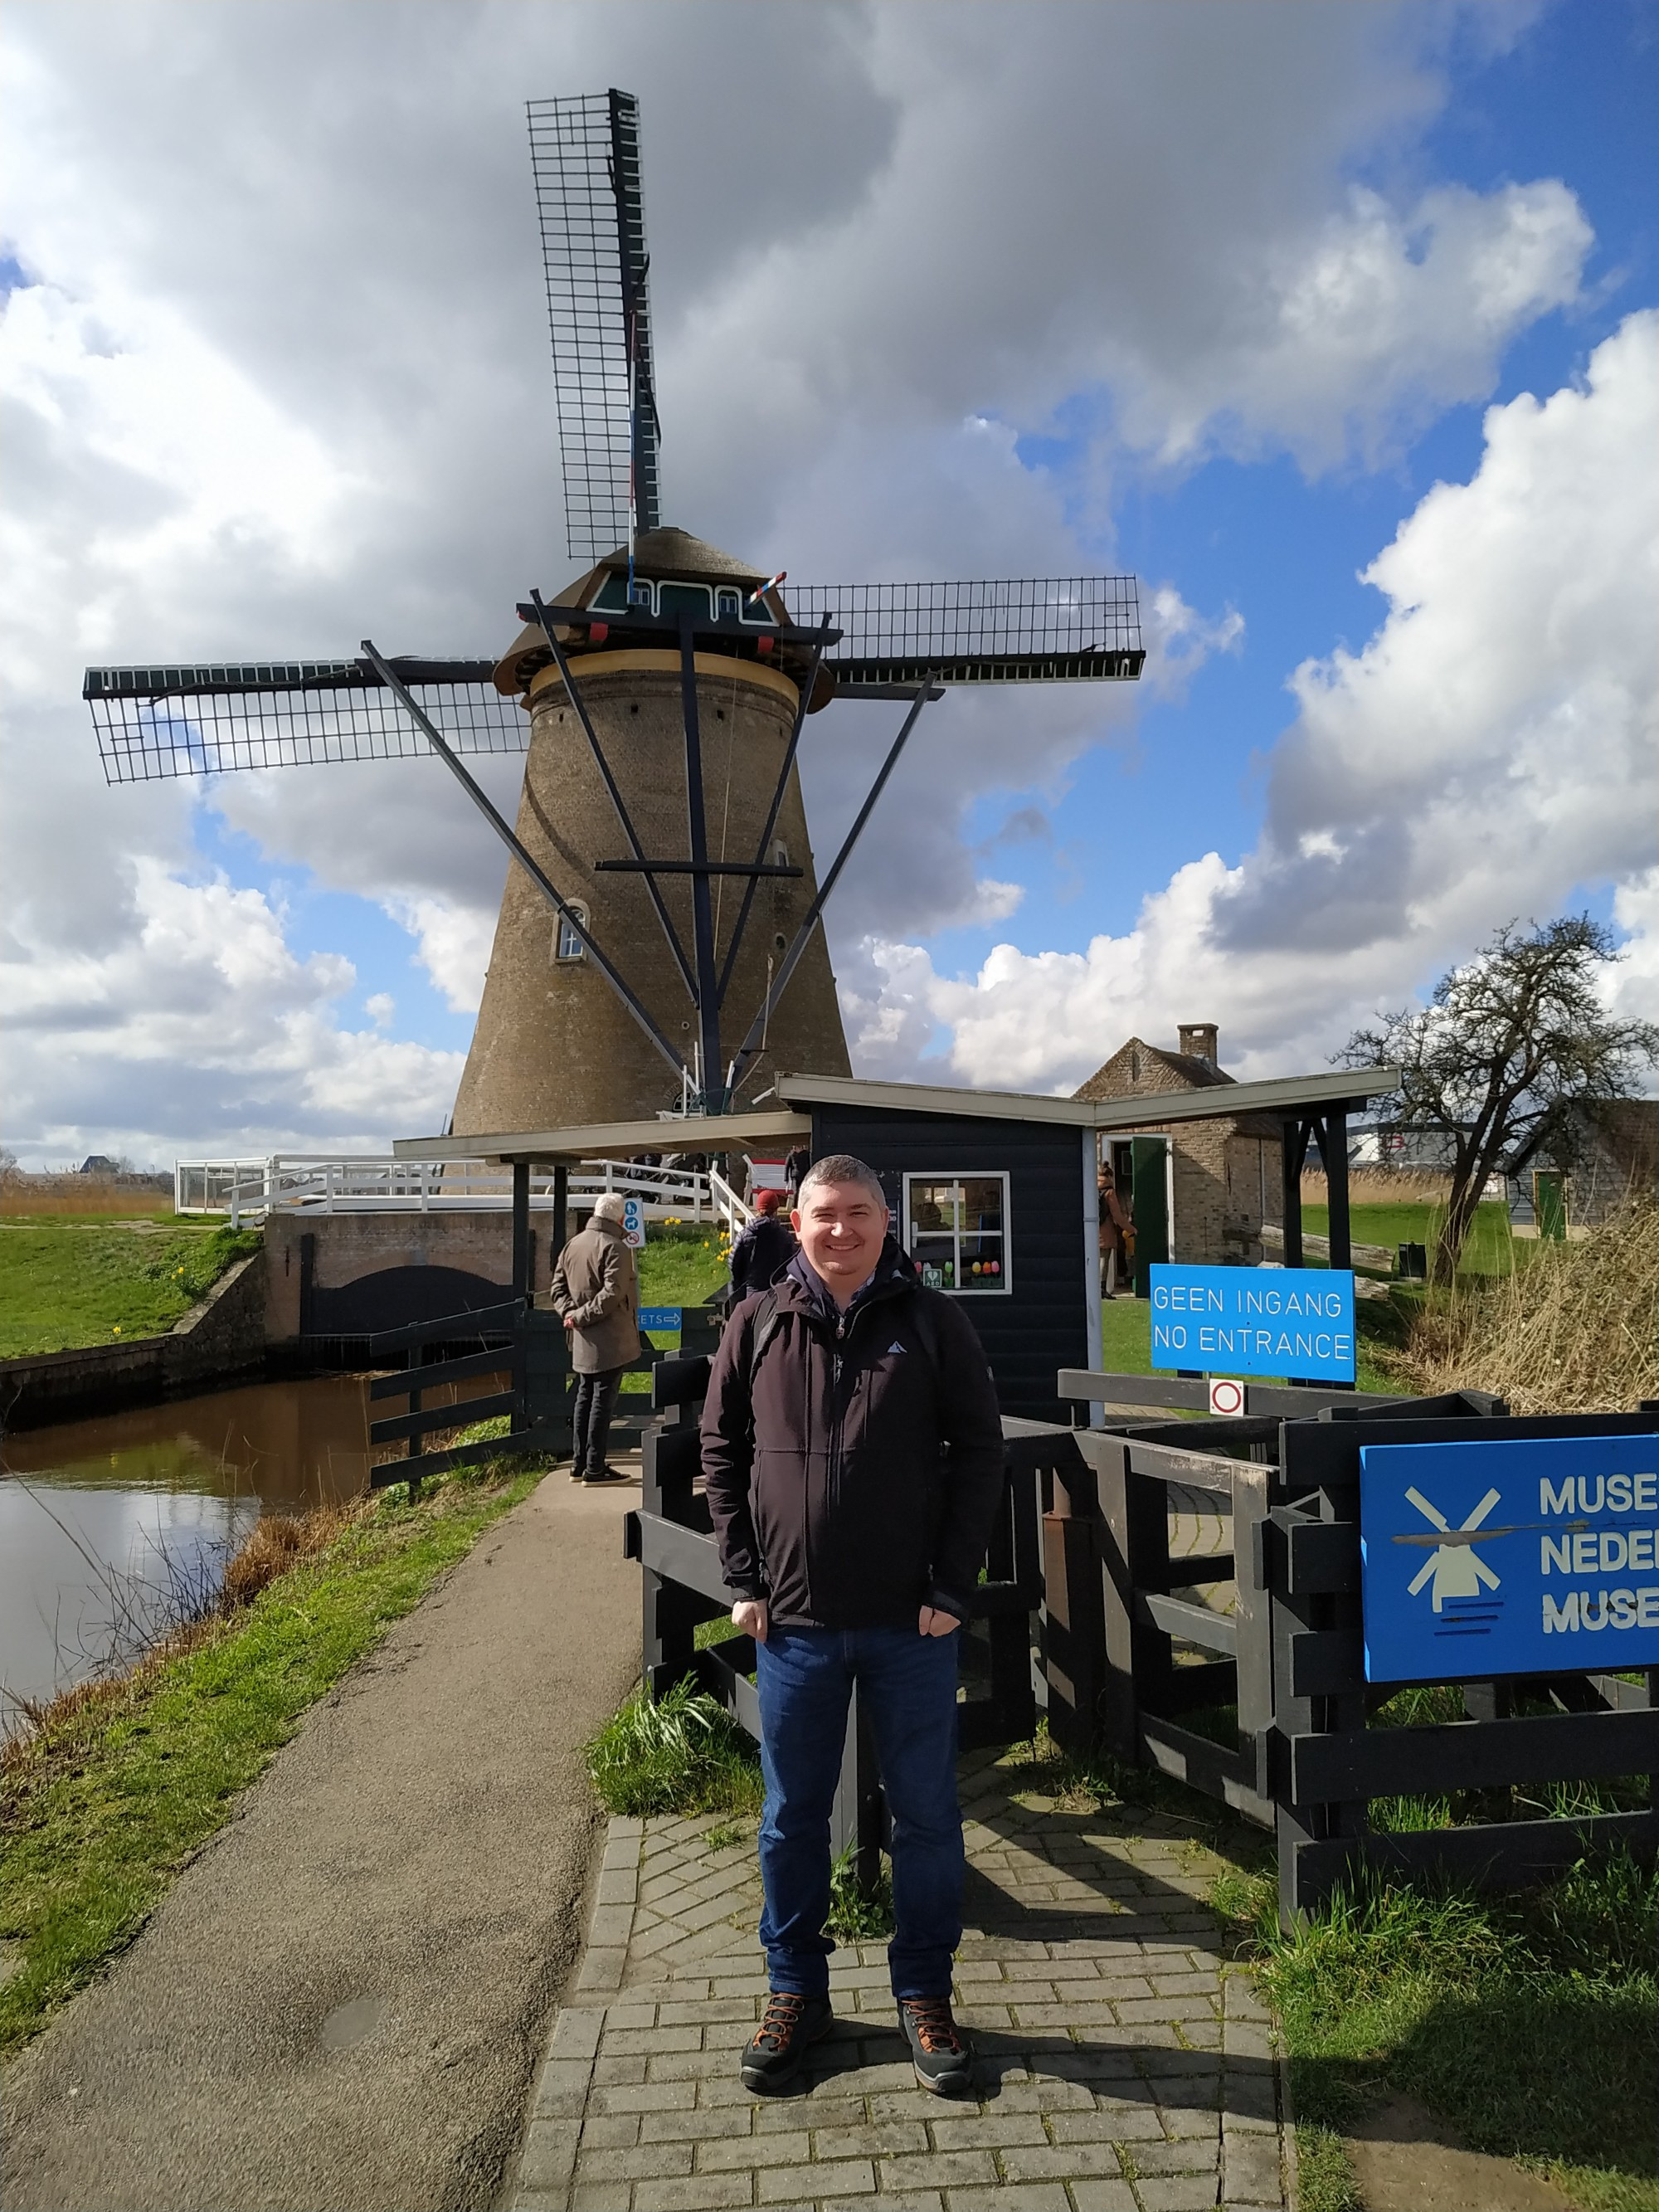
[3,859,462,1164]
[1609,870,1659,1028]
[1124,181,1591,470]
[852,313,1659,1089]
[383,894,499,1016]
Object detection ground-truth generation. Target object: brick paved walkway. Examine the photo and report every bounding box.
[508,1749,1292,2212]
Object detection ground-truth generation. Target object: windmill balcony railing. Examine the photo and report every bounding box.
[173,1155,762,1227]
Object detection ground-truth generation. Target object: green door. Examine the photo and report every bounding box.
[1533,1169,1567,1241]
[1131,1137,1170,1298]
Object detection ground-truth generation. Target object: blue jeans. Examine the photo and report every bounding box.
[754,1625,963,2000]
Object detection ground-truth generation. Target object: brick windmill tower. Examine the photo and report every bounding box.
[85,90,1145,1133]
[453,520,851,1134]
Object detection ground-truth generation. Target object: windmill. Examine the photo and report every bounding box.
[84,89,1145,1133]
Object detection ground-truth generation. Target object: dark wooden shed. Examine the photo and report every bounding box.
[773,1074,1097,1422]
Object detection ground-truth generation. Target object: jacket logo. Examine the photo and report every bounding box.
[887,1342,907,1355]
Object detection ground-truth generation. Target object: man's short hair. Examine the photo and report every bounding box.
[591,1191,628,1224]
[795,1154,888,1210]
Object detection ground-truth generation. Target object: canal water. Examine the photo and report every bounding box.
[1,1374,384,1731]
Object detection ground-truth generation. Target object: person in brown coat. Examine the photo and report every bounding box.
[550,1191,640,1484]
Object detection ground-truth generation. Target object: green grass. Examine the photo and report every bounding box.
[0,1450,546,2057]
[827,1844,894,1941]
[1304,1198,1522,1275]
[0,1219,263,1356]
[583,1677,762,1818]
[636,1222,732,1308]
[1215,1854,1659,2212]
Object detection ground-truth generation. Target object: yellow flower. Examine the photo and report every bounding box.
[113,1324,121,1334]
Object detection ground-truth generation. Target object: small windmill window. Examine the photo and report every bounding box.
[554,903,589,962]
[717,588,741,621]
[903,1174,1010,1294]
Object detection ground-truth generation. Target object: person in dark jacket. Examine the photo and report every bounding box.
[727,1188,796,1299]
[702,1153,1005,2098]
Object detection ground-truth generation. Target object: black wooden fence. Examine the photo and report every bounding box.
[625,1357,1659,1922]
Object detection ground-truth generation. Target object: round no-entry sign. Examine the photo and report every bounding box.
[1208,1376,1245,1417]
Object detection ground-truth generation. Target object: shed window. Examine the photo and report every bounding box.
[903,1173,1010,1294]
[554,903,589,962]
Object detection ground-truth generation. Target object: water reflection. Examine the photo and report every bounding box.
[1,1374,379,1728]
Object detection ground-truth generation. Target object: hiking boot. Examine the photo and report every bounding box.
[739,1991,832,2093]
[581,1464,627,1485]
[897,1995,972,2096]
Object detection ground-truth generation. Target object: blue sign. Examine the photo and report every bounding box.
[639,1306,682,1332]
[1360,1433,1659,1683]
[1147,1264,1355,1384]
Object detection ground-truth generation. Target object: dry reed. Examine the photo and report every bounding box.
[1,1497,363,1793]
[1384,1196,1659,1414]
[0,1174,172,1218]
[1299,1167,1452,1206]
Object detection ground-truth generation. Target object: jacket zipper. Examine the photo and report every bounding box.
[825,1298,878,1520]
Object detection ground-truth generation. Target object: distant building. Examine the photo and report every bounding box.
[1510,1098,1659,1228]
[1072,1022,1282,1266]
[78,1155,121,1176]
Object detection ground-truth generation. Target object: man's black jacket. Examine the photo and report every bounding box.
[700,1241,1006,1630]
[728,1212,796,1298]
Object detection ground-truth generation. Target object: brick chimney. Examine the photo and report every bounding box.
[1178,1022,1219,1068]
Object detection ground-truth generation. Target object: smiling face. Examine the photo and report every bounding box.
[792,1177,888,1307]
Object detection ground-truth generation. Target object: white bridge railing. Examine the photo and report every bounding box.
[176,1156,758,1235]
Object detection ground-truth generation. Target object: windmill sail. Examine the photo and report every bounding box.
[83,660,522,783]
[795,576,1142,689]
[82,577,1143,782]
[528,89,661,563]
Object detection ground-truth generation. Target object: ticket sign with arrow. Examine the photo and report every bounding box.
[1359,1433,1659,1683]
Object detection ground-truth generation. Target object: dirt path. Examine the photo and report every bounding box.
[1,1469,643,2212]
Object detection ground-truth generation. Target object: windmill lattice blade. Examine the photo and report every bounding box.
[528,90,660,563]
[791,576,1143,686]
[83,661,524,783]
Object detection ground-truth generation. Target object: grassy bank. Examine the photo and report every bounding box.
[0,1449,546,2057]
[1214,1854,1659,2212]
[636,1221,732,1308]
[0,1219,261,1357]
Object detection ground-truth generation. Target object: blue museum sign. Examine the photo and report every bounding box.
[1146,1264,1355,1384]
[1359,1432,1659,1683]
[639,1306,682,1333]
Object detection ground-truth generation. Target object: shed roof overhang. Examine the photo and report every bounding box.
[392,1066,1398,1166]
[772,1065,1398,1132]
[390,1108,811,1167]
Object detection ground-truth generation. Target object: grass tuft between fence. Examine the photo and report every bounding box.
[1214,1850,1659,2212]
[581,1677,898,1939]
[0,1435,549,2059]
[584,1678,763,1819]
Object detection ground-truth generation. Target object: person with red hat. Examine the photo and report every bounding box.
[727,1186,798,1300]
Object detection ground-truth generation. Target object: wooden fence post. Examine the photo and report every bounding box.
[1043,1441,1107,1754]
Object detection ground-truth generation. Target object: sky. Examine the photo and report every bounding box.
[3,0,1657,1168]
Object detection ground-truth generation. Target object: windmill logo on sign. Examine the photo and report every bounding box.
[1403,1484,1504,1613]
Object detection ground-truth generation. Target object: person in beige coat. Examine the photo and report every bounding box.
[551,1191,641,1484]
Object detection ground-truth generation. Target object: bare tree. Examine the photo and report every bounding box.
[1340,917,1659,1284]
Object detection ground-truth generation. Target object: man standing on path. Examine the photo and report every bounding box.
[701,1154,1005,2098]
[551,1191,640,1484]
